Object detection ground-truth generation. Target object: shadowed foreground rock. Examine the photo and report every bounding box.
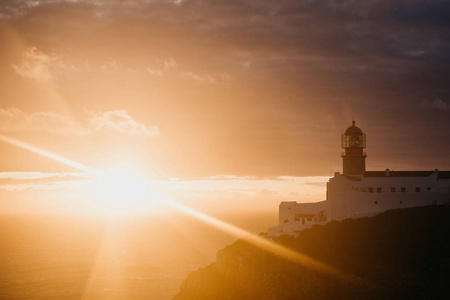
[174,206,450,300]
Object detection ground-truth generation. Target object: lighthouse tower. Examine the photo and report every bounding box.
[341,121,366,175]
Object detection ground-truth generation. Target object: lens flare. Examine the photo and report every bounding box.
[146,193,366,285]
[0,134,94,173]
[0,134,367,293]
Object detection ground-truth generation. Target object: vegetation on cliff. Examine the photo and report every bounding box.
[174,206,450,299]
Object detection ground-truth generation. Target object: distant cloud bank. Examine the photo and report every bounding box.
[87,109,160,137]
[11,47,79,82]
[0,107,160,138]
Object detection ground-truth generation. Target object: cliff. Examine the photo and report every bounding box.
[174,206,450,300]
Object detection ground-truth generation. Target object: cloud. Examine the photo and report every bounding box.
[0,0,189,20]
[87,109,160,137]
[1,0,450,176]
[180,72,216,83]
[0,172,92,191]
[160,57,177,69]
[178,71,232,83]
[0,172,65,180]
[0,172,93,192]
[146,67,163,76]
[146,58,177,76]
[203,175,257,180]
[0,107,89,136]
[0,107,160,138]
[11,47,80,81]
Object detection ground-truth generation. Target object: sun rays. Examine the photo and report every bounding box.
[0,133,365,296]
[0,134,94,173]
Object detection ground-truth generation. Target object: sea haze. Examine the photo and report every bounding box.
[0,211,277,299]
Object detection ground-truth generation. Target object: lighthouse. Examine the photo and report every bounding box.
[341,121,366,175]
[268,120,450,237]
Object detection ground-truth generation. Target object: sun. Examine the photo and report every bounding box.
[87,169,155,216]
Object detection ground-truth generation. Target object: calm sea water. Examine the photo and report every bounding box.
[0,211,277,300]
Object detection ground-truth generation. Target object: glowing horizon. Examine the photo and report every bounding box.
[0,132,328,215]
[0,131,361,290]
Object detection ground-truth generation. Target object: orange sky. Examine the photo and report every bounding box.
[0,1,449,193]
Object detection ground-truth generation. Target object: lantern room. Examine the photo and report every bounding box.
[341,121,367,175]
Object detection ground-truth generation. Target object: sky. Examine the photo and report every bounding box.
[0,0,449,213]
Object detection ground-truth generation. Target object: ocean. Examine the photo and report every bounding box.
[0,211,277,299]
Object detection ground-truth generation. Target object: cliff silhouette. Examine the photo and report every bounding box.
[174,205,450,300]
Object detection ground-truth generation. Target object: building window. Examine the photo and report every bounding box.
[426,187,431,191]
[294,217,300,221]
[284,219,289,223]
[377,187,382,193]
[368,187,373,193]
[401,187,406,193]
[416,187,421,192]
[374,201,378,204]
[391,187,396,193]
[302,218,305,225]
[307,217,312,221]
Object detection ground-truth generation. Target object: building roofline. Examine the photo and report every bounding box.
[362,170,450,179]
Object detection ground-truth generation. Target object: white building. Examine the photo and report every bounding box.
[268,121,450,237]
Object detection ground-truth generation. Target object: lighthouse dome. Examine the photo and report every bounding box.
[345,120,363,135]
